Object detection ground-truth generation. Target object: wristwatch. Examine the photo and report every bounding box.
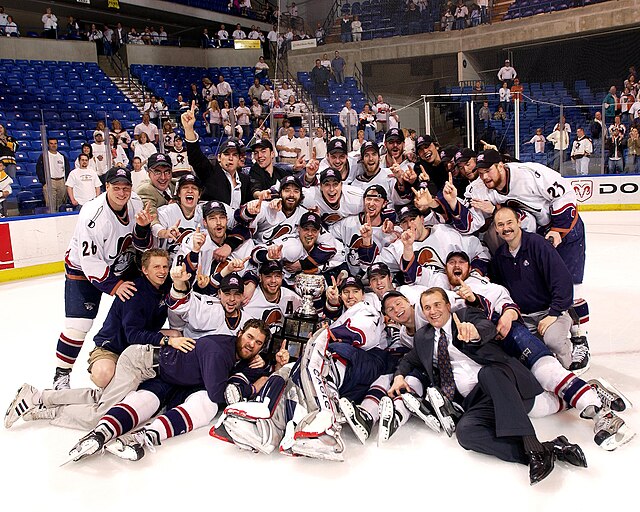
[161,335,170,347]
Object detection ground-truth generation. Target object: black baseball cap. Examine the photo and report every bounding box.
[476,149,502,169]
[177,173,202,190]
[220,273,244,293]
[280,175,302,190]
[360,140,379,157]
[202,200,227,217]
[319,168,342,184]
[219,137,244,154]
[260,260,283,275]
[367,262,391,279]
[381,290,407,314]
[454,148,477,165]
[416,134,435,149]
[439,146,457,164]
[338,276,365,292]
[385,128,403,142]
[327,138,348,154]
[364,184,387,201]
[148,153,173,170]
[397,204,421,222]
[250,138,274,151]
[446,251,470,264]
[299,211,322,229]
[105,167,132,185]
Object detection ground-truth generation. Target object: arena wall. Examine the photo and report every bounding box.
[124,45,264,68]
[0,175,637,282]
[0,37,98,62]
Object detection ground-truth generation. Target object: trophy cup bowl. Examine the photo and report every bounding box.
[294,273,326,318]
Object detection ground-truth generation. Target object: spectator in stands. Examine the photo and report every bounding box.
[374,94,390,134]
[141,27,153,45]
[340,14,352,44]
[454,0,468,30]
[321,53,332,72]
[310,59,330,97]
[0,161,13,216]
[351,15,362,42]
[388,107,400,130]
[404,129,417,160]
[249,77,265,103]
[109,134,129,168]
[218,24,229,42]
[161,122,176,151]
[608,115,626,138]
[276,126,301,164]
[553,116,571,134]
[285,96,306,129]
[0,124,18,179]
[136,153,175,216]
[470,3,481,26]
[158,26,167,44]
[201,28,213,48]
[143,94,161,129]
[113,22,127,48]
[169,136,191,178]
[248,25,261,39]
[221,99,238,137]
[606,127,625,174]
[525,128,546,154]
[135,112,160,144]
[340,100,359,145]
[499,81,511,114]
[441,7,454,31]
[570,127,592,176]
[189,83,204,112]
[261,82,274,105]
[590,111,604,141]
[274,106,288,138]
[255,56,269,79]
[87,24,104,54]
[352,130,366,152]
[493,105,507,122]
[620,86,635,125]
[65,154,101,209]
[478,100,491,127]
[297,127,311,161]
[497,59,517,87]
[232,24,246,40]
[250,98,263,129]
[603,86,617,124]
[4,14,17,36]
[313,127,327,160]
[36,138,70,212]
[0,6,8,31]
[477,0,489,23]
[315,22,325,45]
[236,98,252,141]
[201,77,218,109]
[266,24,278,55]
[279,81,294,104]
[92,131,108,179]
[626,126,640,173]
[102,25,113,55]
[203,99,222,138]
[359,104,376,142]
[217,75,233,105]
[133,132,157,170]
[330,127,347,144]
[42,7,57,39]
[128,27,143,45]
[332,51,346,85]
[74,143,96,173]
[546,124,569,172]
[130,156,146,190]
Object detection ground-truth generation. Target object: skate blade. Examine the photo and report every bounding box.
[596,378,633,411]
[598,426,636,451]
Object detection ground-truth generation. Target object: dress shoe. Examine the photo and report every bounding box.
[527,443,555,485]
[544,435,588,468]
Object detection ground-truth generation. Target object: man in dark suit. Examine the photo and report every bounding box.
[135,153,175,219]
[386,287,585,485]
[181,105,251,206]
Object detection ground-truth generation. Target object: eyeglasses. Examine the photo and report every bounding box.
[150,169,172,176]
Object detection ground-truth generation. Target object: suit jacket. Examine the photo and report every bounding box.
[395,307,542,404]
[186,138,252,204]
[135,179,175,218]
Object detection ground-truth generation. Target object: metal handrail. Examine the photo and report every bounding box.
[353,63,376,107]
[321,0,344,39]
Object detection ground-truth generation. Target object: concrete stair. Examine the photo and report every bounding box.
[109,76,146,113]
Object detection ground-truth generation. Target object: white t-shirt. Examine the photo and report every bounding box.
[134,122,159,142]
[65,167,101,205]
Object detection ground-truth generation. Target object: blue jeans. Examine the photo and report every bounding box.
[364,126,376,141]
[341,32,352,43]
[608,158,623,174]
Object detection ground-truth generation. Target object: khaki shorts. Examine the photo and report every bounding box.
[87,346,119,372]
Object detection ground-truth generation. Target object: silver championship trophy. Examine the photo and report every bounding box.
[273,274,325,361]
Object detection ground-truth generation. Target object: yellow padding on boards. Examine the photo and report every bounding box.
[0,262,65,283]
[577,204,640,211]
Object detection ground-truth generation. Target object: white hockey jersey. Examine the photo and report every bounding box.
[302,184,364,226]
[153,203,203,262]
[235,201,310,244]
[167,291,244,338]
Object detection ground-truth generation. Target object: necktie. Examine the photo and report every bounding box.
[437,329,456,401]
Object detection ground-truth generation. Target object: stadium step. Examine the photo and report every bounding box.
[109,76,146,113]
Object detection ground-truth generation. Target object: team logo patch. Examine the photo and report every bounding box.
[84,302,96,311]
[571,179,593,202]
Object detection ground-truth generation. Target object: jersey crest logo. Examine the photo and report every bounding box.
[266,225,292,242]
[504,198,542,214]
[262,308,284,328]
[321,212,342,225]
[212,260,229,275]
[416,247,444,268]
[570,179,593,202]
[109,233,135,275]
